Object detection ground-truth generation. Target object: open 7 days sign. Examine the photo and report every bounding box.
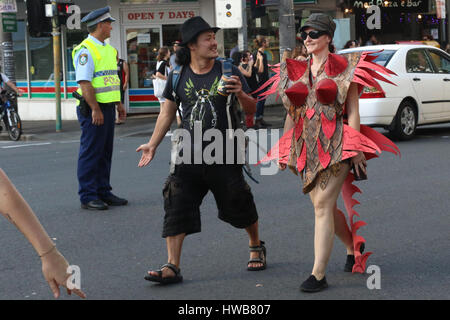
[28,5,200,30]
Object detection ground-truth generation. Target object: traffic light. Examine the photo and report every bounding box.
[57,3,70,25]
[250,0,266,19]
[26,0,51,37]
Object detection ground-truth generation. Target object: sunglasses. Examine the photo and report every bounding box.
[301,30,328,40]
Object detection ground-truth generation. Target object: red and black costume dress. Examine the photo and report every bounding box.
[257,51,400,273]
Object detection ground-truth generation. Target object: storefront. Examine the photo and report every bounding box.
[113,0,210,113]
[11,0,215,120]
[343,0,443,45]
[10,0,352,120]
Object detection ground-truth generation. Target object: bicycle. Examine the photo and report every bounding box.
[0,90,22,141]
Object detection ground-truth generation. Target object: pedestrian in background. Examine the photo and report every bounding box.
[253,36,271,128]
[0,71,24,133]
[0,168,86,299]
[292,43,308,61]
[73,6,128,210]
[154,46,171,110]
[170,41,183,126]
[343,40,358,49]
[365,34,379,46]
[281,48,292,63]
[170,40,181,71]
[0,71,24,96]
[239,50,258,129]
[444,43,450,54]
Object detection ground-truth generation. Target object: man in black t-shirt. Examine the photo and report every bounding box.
[136,17,266,285]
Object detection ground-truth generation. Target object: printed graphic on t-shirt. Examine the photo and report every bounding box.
[184,76,221,130]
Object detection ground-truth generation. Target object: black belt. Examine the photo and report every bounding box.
[99,102,116,108]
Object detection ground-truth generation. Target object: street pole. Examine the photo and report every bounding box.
[52,1,62,132]
[0,15,17,111]
[279,0,296,61]
[238,0,248,51]
[444,0,450,46]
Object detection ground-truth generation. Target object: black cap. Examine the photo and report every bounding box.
[179,16,220,46]
[300,13,336,37]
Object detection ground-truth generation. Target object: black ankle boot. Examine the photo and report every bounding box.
[300,275,328,293]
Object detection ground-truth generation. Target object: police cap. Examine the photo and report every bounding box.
[81,6,116,28]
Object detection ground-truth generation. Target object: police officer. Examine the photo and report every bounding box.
[73,6,127,210]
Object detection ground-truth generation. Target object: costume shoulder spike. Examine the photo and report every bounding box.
[352,50,397,95]
[251,63,281,101]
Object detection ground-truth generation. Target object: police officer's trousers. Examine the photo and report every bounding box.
[76,103,116,204]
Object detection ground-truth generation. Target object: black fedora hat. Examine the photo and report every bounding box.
[180,16,220,46]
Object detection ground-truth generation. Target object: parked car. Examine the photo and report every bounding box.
[339,44,450,140]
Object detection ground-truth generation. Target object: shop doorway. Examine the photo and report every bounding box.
[123,24,182,113]
[124,25,162,113]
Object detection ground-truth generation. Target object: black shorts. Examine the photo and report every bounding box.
[162,164,258,238]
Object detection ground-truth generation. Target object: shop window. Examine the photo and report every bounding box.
[66,28,89,81]
[12,21,27,81]
[29,35,54,81]
[126,27,161,89]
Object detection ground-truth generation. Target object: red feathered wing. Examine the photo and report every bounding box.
[352,50,397,95]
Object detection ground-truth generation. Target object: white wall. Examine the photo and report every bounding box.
[18,99,78,121]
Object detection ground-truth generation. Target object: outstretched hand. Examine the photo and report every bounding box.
[136,143,156,167]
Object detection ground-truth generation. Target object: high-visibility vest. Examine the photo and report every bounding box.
[72,38,121,104]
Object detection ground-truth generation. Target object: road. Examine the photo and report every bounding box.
[0,122,449,300]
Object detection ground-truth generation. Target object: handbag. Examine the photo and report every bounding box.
[153,78,166,98]
[153,60,167,98]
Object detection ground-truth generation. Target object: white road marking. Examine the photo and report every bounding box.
[1,142,52,149]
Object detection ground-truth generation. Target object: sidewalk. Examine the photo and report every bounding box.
[0,104,287,142]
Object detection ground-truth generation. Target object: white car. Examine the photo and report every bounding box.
[339,44,450,140]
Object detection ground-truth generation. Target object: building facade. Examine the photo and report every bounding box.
[12,0,216,120]
[7,0,448,120]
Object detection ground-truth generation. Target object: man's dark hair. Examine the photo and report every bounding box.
[175,33,201,66]
[175,46,191,66]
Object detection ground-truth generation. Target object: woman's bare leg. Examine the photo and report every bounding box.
[308,163,350,280]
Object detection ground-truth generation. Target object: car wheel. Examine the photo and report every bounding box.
[390,101,417,140]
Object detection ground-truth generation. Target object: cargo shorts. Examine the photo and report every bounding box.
[161,164,259,238]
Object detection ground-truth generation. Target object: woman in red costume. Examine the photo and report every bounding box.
[257,13,400,292]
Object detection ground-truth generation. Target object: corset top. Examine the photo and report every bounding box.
[284,53,349,108]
